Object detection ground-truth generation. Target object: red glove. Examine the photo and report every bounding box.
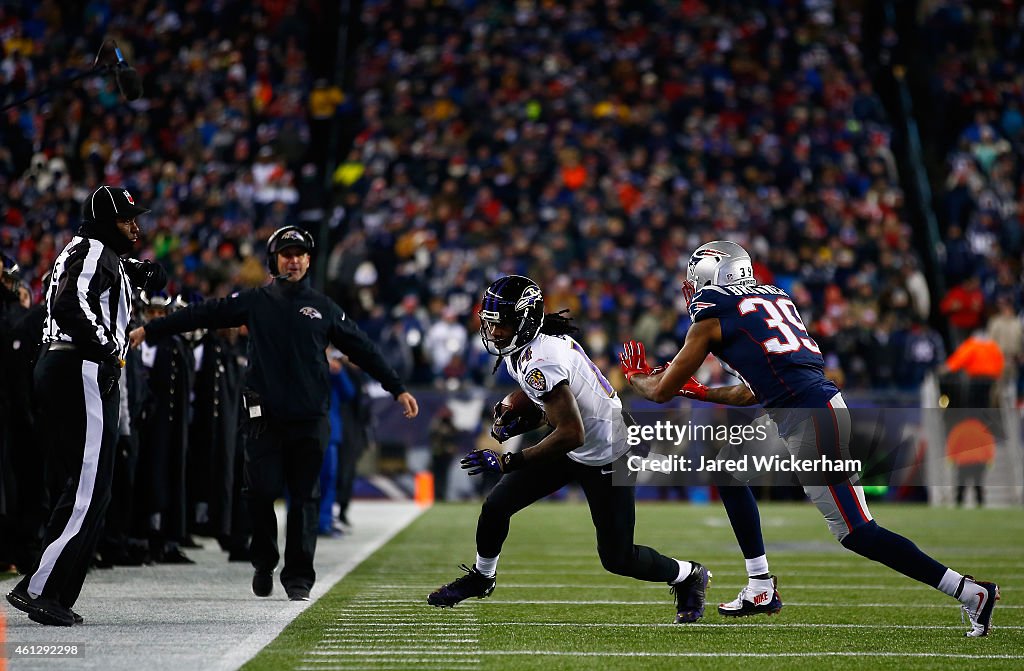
[677,376,708,401]
[619,340,652,382]
[649,362,671,376]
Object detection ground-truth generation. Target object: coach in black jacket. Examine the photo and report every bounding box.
[130,225,418,601]
[6,185,166,627]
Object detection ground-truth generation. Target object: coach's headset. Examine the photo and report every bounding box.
[266,225,315,276]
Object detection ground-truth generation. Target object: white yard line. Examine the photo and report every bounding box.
[478,621,1024,630]
[375,598,1024,608]
[368,582,1013,591]
[304,649,1024,659]
[304,582,481,669]
[214,503,423,671]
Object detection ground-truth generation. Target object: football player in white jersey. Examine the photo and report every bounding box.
[427,275,712,624]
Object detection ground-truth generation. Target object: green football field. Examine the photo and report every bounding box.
[244,501,1023,671]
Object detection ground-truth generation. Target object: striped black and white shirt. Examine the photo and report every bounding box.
[42,236,133,364]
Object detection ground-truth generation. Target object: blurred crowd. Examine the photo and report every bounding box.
[321,0,951,391]
[0,0,316,303]
[0,0,1020,397]
[922,0,1023,392]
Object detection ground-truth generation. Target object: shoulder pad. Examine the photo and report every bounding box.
[688,286,730,322]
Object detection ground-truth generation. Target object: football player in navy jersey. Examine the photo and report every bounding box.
[428,275,711,624]
[621,241,1000,637]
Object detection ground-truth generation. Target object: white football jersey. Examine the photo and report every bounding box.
[504,333,628,466]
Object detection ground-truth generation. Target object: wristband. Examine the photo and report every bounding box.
[501,451,525,472]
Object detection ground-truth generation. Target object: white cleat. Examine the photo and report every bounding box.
[958,576,1000,637]
[718,576,783,617]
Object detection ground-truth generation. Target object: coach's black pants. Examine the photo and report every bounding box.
[245,418,328,591]
[477,455,678,583]
[23,351,118,608]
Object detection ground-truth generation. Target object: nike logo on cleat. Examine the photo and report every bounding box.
[752,591,769,606]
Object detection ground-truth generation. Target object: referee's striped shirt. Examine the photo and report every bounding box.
[42,235,132,363]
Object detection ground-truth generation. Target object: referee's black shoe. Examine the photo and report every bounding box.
[252,569,274,597]
[6,583,75,626]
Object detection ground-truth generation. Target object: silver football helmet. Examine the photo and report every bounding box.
[682,240,756,305]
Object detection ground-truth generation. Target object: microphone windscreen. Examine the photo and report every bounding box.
[116,67,143,101]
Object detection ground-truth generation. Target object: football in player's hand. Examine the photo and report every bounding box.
[491,390,546,442]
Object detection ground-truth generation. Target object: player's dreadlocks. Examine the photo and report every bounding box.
[539,309,579,338]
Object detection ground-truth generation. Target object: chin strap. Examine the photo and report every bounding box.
[491,355,504,375]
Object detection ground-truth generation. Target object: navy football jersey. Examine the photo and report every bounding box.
[688,284,838,412]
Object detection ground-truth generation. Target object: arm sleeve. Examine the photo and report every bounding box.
[145,292,249,342]
[328,304,407,398]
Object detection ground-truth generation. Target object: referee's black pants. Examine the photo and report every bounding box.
[476,455,679,583]
[245,418,327,592]
[22,351,118,609]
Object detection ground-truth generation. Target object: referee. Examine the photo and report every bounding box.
[6,186,165,627]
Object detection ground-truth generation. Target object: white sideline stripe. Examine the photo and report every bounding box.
[213,503,425,671]
[480,622,1024,631]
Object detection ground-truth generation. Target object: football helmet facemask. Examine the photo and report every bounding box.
[478,275,545,357]
[682,240,756,306]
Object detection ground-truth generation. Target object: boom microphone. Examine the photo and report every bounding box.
[115,66,143,101]
[0,40,142,112]
[111,42,143,101]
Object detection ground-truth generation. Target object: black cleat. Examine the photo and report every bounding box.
[286,587,311,601]
[671,561,712,623]
[427,564,496,608]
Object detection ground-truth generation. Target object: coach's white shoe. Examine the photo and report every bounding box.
[718,576,782,617]
[957,576,1000,637]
